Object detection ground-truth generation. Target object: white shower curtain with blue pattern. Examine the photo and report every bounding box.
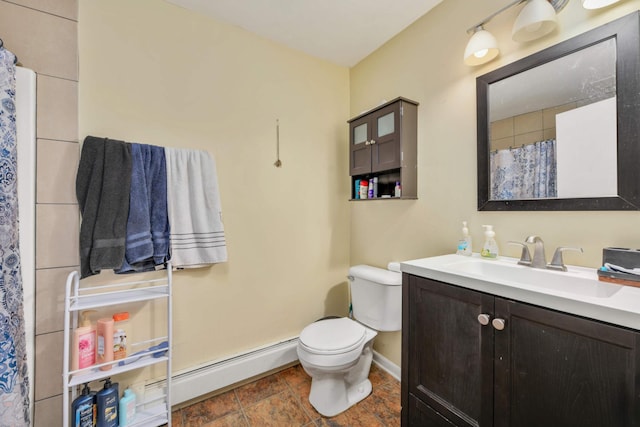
[490,139,557,200]
[0,46,30,426]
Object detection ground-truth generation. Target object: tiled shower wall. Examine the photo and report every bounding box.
[0,1,79,426]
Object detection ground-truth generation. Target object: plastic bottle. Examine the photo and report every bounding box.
[119,388,137,426]
[97,317,114,371]
[373,177,378,198]
[72,310,97,371]
[481,225,499,259]
[456,221,473,256]
[112,312,129,361]
[394,181,402,198]
[368,179,374,198]
[96,378,119,427]
[354,179,361,199]
[360,180,369,199]
[71,383,94,427]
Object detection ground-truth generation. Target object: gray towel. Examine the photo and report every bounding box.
[76,136,132,278]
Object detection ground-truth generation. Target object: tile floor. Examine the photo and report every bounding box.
[170,363,401,427]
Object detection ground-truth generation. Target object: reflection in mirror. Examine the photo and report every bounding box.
[477,11,640,211]
[489,38,617,201]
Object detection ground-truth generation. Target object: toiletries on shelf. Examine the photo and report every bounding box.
[360,180,369,199]
[96,378,119,427]
[373,177,378,198]
[97,317,114,371]
[456,221,473,256]
[113,312,129,361]
[72,310,97,371]
[368,179,374,198]
[354,179,361,199]
[71,383,94,427]
[394,181,402,198]
[481,225,499,259]
[119,388,137,426]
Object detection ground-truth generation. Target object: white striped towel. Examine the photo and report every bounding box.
[165,147,228,268]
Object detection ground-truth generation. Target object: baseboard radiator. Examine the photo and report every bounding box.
[145,336,401,406]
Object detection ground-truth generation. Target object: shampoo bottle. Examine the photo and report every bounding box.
[119,388,137,426]
[97,317,114,371]
[456,221,473,256]
[113,312,129,361]
[71,383,94,427]
[71,310,97,371]
[481,225,499,259]
[96,378,119,427]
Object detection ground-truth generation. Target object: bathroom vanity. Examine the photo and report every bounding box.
[400,254,640,427]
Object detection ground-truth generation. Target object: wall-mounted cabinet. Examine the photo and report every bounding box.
[348,97,418,200]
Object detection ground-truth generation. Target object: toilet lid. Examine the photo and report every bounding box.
[299,318,366,353]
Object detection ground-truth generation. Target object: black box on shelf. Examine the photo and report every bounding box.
[602,247,640,269]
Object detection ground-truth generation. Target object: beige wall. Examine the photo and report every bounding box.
[78,0,350,378]
[350,0,640,366]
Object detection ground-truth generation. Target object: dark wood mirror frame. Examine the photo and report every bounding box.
[477,11,640,211]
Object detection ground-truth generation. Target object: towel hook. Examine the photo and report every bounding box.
[274,118,282,168]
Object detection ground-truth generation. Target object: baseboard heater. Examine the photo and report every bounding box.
[145,337,299,406]
[145,336,401,407]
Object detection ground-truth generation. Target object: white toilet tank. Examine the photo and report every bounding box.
[349,264,402,332]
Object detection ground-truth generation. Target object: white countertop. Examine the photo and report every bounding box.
[401,253,640,331]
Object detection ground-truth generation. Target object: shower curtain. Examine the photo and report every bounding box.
[490,139,557,200]
[0,46,30,425]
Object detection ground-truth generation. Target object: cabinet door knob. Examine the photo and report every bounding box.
[365,140,371,146]
[477,314,491,326]
[492,318,506,331]
[370,139,376,145]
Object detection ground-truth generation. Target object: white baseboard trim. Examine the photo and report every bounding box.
[372,350,401,381]
[147,337,402,407]
[147,337,299,406]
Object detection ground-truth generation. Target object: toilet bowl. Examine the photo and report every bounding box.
[297,317,377,417]
[297,264,402,417]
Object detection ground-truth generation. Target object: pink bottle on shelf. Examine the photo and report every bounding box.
[71,310,96,371]
[97,317,114,371]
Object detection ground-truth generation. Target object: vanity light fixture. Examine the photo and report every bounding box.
[464,0,569,66]
[582,0,624,9]
[464,26,500,66]
[512,0,558,42]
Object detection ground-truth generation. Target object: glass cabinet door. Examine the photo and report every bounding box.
[377,112,395,138]
[353,123,368,145]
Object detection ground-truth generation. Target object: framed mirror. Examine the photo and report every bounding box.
[477,11,640,211]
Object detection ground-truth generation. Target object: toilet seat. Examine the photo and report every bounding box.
[299,318,366,355]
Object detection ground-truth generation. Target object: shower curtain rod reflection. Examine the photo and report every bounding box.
[0,37,18,64]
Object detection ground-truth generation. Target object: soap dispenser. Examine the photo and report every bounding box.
[481,225,499,259]
[456,221,473,256]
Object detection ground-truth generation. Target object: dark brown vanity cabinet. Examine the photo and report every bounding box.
[402,274,640,427]
[348,97,418,199]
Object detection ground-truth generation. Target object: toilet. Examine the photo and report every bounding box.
[297,264,402,417]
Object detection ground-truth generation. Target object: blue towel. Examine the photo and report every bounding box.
[116,144,169,273]
[148,145,170,265]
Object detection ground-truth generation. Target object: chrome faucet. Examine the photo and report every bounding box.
[507,241,532,266]
[525,235,547,269]
[547,247,584,271]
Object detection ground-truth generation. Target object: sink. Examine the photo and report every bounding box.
[442,258,622,299]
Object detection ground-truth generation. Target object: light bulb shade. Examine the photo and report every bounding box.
[464,28,499,66]
[512,0,558,43]
[582,0,621,9]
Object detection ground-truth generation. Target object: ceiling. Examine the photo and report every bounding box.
[165,0,443,67]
